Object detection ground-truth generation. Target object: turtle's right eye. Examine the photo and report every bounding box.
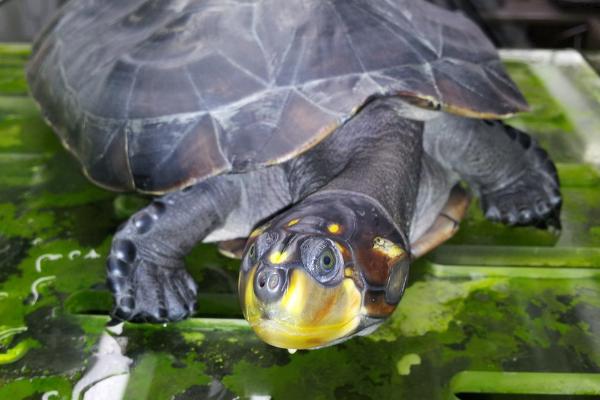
[244,231,279,270]
[242,242,259,272]
[248,243,257,264]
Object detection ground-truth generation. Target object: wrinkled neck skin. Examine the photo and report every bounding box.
[288,98,424,234]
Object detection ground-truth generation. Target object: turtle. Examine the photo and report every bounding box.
[27,0,561,349]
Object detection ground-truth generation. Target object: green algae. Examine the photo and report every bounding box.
[449,371,600,398]
[557,163,600,187]
[123,353,211,400]
[223,349,358,400]
[371,278,507,341]
[0,203,56,238]
[0,44,31,58]
[0,376,71,400]
[397,353,422,376]
[181,331,206,346]
[0,121,21,147]
[429,246,600,274]
[113,194,149,219]
[0,44,30,96]
[0,338,37,365]
[0,66,28,96]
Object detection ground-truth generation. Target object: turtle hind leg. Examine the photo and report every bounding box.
[480,122,561,231]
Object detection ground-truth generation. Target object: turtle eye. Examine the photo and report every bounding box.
[245,231,278,269]
[301,238,342,285]
[319,249,335,273]
[242,242,258,272]
[248,243,257,263]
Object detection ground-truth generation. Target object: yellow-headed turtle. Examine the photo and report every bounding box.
[28,0,561,349]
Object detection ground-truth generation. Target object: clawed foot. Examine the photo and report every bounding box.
[106,239,198,322]
[481,145,561,231]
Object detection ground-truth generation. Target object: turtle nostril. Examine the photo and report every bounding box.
[254,268,286,303]
[257,271,268,288]
[267,273,280,291]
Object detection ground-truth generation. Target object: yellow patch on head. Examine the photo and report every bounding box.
[250,224,269,238]
[279,271,306,316]
[328,223,341,234]
[242,268,257,319]
[287,219,300,227]
[269,251,289,265]
[373,237,404,259]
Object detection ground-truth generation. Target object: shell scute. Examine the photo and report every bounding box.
[127,113,228,191]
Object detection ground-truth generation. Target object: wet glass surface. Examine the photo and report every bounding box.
[0,46,600,399]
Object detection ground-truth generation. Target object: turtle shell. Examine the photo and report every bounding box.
[27,0,528,194]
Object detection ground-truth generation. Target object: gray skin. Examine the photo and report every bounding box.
[107,98,561,322]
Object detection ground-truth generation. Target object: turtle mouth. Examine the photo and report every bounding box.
[248,312,362,350]
[240,267,363,349]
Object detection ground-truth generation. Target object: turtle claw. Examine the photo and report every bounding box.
[481,170,562,231]
[108,257,198,323]
[479,123,562,231]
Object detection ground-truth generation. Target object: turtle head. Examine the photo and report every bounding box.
[238,194,410,349]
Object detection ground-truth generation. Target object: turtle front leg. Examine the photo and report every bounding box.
[107,177,240,322]
[425,117,561,230]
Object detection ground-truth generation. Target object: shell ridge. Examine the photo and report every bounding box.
[325,0,367,75]
[483,61,524,97]
[348,1,431,65]
[250,3,273,82]
[67,62,517,126]
[215,48,269,88]
[422,62,442,100]
[434,61,491,100]
[210,115,232,171]
[479,63,528,109]
[269,89,293,134]
[128,117,197,173]
[292,87,343,118]
[231,89,295,167]
[183,64,210,110]
[89,120,122,165]
[289,28,309,86]
[433,67,483,111]
[124,64,142,119]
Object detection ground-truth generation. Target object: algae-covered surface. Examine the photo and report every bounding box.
[1,46,600,400]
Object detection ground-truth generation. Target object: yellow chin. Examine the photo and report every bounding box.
[241,268,363,349]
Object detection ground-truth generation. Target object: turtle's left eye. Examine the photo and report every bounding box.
[319,249,335,273]
[301,238,342,285]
